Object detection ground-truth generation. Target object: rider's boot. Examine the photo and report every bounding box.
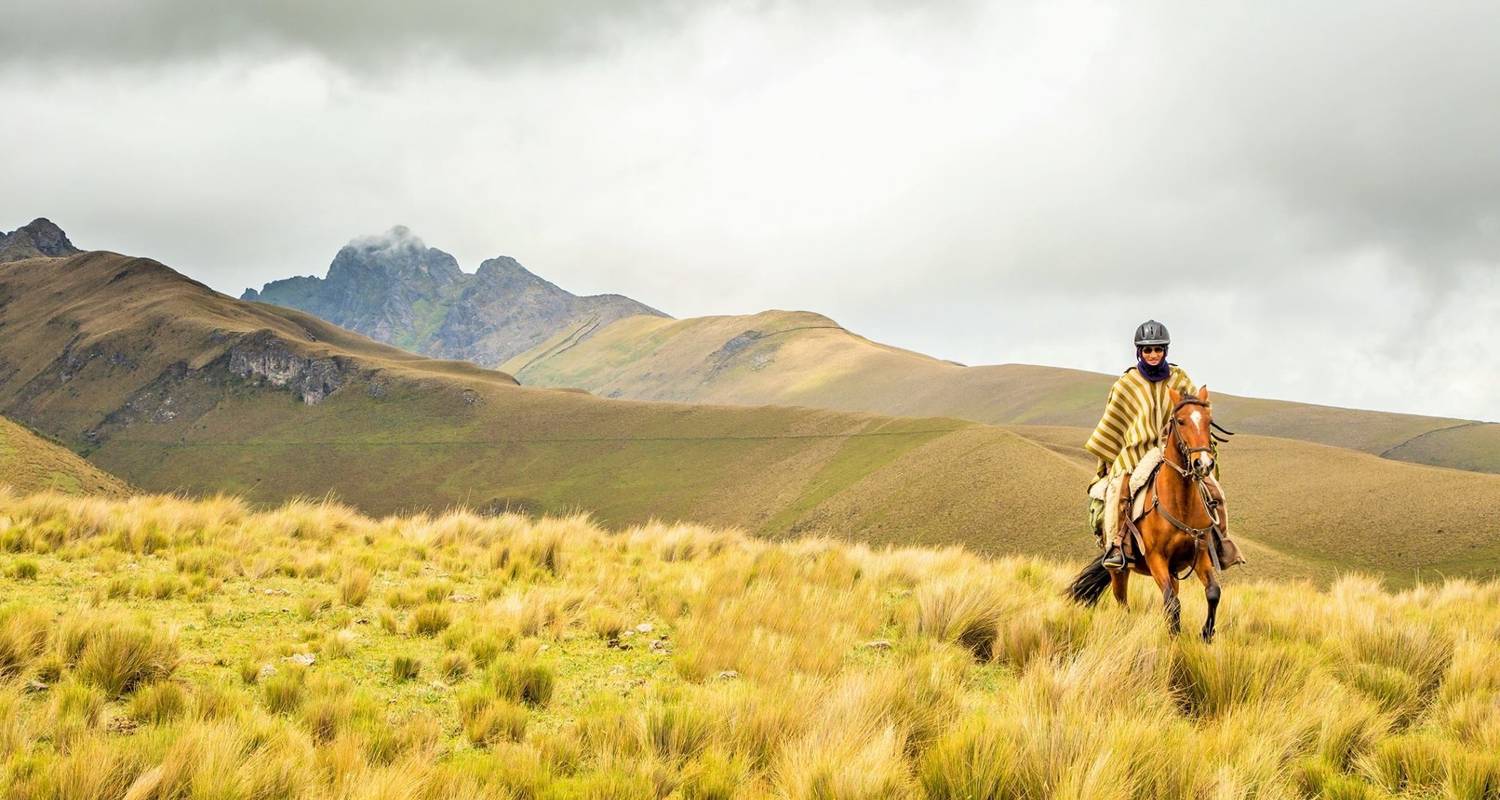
[1102,541,1126,571]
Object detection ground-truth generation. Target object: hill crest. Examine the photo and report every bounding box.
[506,311,1500,474]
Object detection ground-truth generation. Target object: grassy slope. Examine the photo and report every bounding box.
[1,492,1497,799]
[1007,425,1500,583]
[0,252,1082,562]
[0,416,130,497]
[505,311,1499,471]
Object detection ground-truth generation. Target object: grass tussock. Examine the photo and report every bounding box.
[0,490,1496,798]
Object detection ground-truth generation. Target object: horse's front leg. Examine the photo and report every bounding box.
[1194,545,1221,642]
[1110,567,1130,608]
[1144,552,1180,635]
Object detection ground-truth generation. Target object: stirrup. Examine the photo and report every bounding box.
[1102,544,1126,571]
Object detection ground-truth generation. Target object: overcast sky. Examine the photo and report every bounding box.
[3,0,1497,421]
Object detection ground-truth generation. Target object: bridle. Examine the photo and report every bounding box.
[1149,395,1235,577]
[1161,396,1221,481]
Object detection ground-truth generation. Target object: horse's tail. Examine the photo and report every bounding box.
[1065,555,1112,606]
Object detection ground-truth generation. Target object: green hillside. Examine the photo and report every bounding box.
[0,251,1082,559]
[504,311,1498,473]
[0,415,130,497]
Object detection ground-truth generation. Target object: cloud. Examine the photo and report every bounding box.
[1,0,1495,420]
[0,0,687,71]
[0,0,974,73]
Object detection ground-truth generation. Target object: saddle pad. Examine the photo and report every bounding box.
[1128,447,1164,522]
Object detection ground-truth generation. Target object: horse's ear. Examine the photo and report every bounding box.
[1197,385,1209,402]
[1169,387,1181,404]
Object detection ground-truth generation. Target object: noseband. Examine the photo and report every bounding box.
[1162,396,1217,480]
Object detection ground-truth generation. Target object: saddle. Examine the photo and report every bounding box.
[1087,447,1165,524]
[1092,447,1242,571]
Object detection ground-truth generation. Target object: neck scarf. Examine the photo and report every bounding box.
[1136,346,1171,382]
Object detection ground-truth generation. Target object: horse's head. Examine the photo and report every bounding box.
[1167,386,1214,478]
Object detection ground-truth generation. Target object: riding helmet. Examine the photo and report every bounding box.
[1133,320,1170,347]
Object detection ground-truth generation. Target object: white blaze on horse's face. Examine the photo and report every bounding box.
[1187,407,1214,473]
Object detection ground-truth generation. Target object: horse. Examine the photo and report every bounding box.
[1066,385,1229,641]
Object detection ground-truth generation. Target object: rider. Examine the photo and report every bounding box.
[1085,320,1243,571]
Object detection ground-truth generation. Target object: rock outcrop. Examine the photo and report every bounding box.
[225,330,349,405]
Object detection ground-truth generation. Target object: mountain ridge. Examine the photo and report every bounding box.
[243,225,667,367]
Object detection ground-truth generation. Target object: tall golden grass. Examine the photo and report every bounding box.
[0,487,1496,798]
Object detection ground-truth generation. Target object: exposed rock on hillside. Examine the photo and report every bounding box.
[244,226,666,367]
[226,331,349,405]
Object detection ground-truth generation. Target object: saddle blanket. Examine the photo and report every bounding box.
[1088,446,1164,522]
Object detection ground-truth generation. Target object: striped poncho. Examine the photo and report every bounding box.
[1084,364,1197,478]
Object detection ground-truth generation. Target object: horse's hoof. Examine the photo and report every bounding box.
[1201,631,1215,643]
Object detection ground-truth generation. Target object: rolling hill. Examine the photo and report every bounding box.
[3,236,1497,583]
[0,415,130,497]
[0,247,1086,561]
[502,310,1500,474]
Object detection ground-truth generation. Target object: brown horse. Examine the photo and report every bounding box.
[1067,386,1227,641]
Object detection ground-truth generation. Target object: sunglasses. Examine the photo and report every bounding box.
[1140,346,1166,354]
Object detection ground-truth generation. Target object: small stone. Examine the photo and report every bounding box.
[257,663,278,681]
[716,670,739,680]
[449,594,476,603]
[635,623,654,634]
[861,639,893,651]
[649,639,670,654]
[285,653,316,667]
[610,665,626,675]
[106,716,139,735]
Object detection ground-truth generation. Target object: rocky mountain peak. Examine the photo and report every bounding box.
[245,227,669,367]
[327,225,463,286]
[0,217,82,262]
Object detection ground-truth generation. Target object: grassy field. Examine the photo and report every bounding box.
[503,311,1499,473]
[0,417,129,498]
[0,490,1498,799]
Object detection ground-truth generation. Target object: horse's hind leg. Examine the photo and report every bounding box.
[1110,567,1130,607]
[1144,553,1181,635]
[1195,547,1221,643]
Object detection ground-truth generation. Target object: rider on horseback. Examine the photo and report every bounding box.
[1086,320,1244,571]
